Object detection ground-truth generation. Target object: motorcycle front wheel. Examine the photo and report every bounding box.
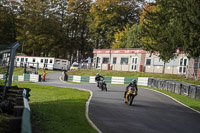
[128,94,135,105]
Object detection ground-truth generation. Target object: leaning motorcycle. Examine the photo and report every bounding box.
[124,87,136,105]
[99,80,107,91]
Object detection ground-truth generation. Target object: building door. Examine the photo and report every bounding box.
[96,57,101,68]
[131,57,138,71]
[179,58,187,74]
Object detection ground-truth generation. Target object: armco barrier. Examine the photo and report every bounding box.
[21,89,32,133]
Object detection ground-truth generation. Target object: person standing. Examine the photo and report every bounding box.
[42,71,46,81]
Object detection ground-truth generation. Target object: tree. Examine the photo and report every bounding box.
[89,0,143,49]
[0,1,19,45]
[141,2,179,73]
[66,0,93,62]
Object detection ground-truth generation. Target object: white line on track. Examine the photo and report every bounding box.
[59,76,102,133]
[141,87,200,114]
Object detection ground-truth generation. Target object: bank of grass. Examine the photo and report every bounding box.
[67,70,200,85]
[140,85,200,112]
[15,84,97,133]
[13,67,60,75]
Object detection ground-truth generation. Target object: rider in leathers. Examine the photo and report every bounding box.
[95,73,104,87]
[125,80,138,103]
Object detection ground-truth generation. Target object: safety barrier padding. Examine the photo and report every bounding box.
[104,76,112,84]
[167,81,176,93]
[0,74,4,79]
[180,83,190,96]
[189,85,197,98]
[195,86,200,99]
[124,77,138,84]
[111,77,124,84]
[138,77,148,86]
[30,74,39,82]
[89,76,96,83]
[18,76,24,81]
[73,76,81,82]
[81,76,90,83]
[147,78,200,100]
[13,75,18,81]
[24,74,30,81]
[68,75,73,82]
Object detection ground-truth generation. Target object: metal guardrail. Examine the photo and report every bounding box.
[21,88,31,133]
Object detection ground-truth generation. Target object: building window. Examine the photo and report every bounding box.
[45,59,48,63]
[56,60,60,64]
[102,57,109,64]
[120,57,128,65]
[33,58,35,62]
[146,59,151,65]
[41,59,43,63]
[21,58,24,62]
[153,57,164,66]
[50,59,53,63]
[113,57,117,64]
[17,58,19,61]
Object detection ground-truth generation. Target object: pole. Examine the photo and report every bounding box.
[8,42,20,86]
[3,42,20,100]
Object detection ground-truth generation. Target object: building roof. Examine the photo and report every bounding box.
[93,48,148,54]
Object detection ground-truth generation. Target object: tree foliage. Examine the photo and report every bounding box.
[142,0,200,60]
[89,0,143,49]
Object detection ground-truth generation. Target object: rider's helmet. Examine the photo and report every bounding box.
[132,80,137,84]
[96,73,99,76]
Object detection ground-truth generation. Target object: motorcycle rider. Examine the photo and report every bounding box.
[125,80,138,102]
[95,73,104,87]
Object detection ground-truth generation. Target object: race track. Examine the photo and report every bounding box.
[36,72,200,133]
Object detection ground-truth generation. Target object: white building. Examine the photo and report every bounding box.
[93,49,200,79]
[15,56,69,70]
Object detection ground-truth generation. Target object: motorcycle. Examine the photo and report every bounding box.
[98,80,107,91]
[124,87,137,105]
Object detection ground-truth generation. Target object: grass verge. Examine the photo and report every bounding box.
[140,85,200,112]
[14,84,97,133]
[67,70,200,85]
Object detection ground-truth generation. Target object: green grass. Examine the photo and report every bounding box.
[13,67,60,75]
[140,85,200,112]
[15,84,97,133]
[67,70,200,85]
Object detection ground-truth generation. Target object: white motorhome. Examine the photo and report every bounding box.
[15,56,69,70]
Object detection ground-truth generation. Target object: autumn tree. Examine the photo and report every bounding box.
[89,0,143,49]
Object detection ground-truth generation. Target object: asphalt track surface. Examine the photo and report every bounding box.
[37,72,200,133]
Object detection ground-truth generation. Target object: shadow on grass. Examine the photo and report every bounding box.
[30,99,97,133]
